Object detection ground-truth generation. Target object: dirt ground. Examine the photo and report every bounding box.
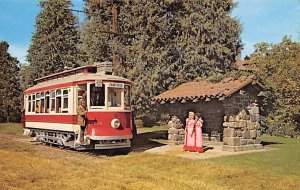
[144,143,267,160]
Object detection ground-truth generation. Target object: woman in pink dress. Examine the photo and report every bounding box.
[183,111,196,151]
[194,113,204,153]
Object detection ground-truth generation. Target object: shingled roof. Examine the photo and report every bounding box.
[153,75,262,103]
[233,60,256,71]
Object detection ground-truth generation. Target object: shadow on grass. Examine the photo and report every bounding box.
[261,141,283,146]
[203,146,214,152]
[70,130,168,157]
[131,130,168,152]
[14,130,168,157]
[81,149,131,157]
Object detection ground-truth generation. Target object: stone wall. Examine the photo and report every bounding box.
[159,99,225,134]
[222,104,263,151]
[223,85,260,116]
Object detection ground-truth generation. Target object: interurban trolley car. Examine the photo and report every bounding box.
[22,62,133,150]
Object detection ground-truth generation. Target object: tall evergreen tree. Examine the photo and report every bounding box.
[0,41,21,123]
[81,0,114,63]
[82,0,242,115]
[19,64,30,92]
[27,0,81,83]
[19,63,31,109]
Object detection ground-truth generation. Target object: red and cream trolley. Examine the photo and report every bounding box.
[23,62,133,150]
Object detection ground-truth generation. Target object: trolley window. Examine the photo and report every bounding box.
[56,90,62,113]
[32,94,36,112]
[36,93,40,113]
[62,89,68,113]
[108,88,122,107]
[45,91,50,113]
[40,92,45,113]
[50,91,55,112]
[90,83,105,107]
[27,95,31,112]
[107,83,123,108]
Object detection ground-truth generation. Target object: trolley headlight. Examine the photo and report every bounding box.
[111,119,120,129]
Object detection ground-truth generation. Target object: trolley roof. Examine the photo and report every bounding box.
[24,65,131,94]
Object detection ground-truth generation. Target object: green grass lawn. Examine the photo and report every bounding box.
[1,123,299,189]
[0,123,23,135]
[137,125,169,133]
[210,135,300,177]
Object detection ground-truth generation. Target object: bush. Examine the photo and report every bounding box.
[156,113,171,126]
[141,115,156,127]
[135,119,144,128]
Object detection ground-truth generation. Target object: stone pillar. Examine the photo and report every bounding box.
[222,104,263,152]
[167,116,185,145]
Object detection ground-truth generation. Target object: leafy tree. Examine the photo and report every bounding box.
[82,0,242,115]
[250,37,300,137]
[0,41,21,123]
[27,0,81,84]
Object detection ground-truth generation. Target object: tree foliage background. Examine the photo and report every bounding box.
[3,0,297,137]
[0,41,21,123]
[27,0,81,84]
[250,37,300,137]
[82,0,242,115]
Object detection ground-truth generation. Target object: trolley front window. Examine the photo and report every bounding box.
[108,88,122,107]
[90,84,105,107]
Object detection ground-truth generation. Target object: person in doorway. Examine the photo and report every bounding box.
[82,91,87,103]
[183,111,196,151]
[194,113,204,153]
[77,99,87,144]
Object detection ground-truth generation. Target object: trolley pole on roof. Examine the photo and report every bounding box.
[63,0,132,70]
[111,2,119,71]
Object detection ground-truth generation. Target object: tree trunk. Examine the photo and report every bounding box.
[6,109,10,123]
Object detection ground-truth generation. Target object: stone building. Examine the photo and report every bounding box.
[153,75,264,151]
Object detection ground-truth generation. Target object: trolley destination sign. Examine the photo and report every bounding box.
[108,82,124,89]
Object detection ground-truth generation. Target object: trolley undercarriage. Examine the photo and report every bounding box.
[25,128,131,150]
